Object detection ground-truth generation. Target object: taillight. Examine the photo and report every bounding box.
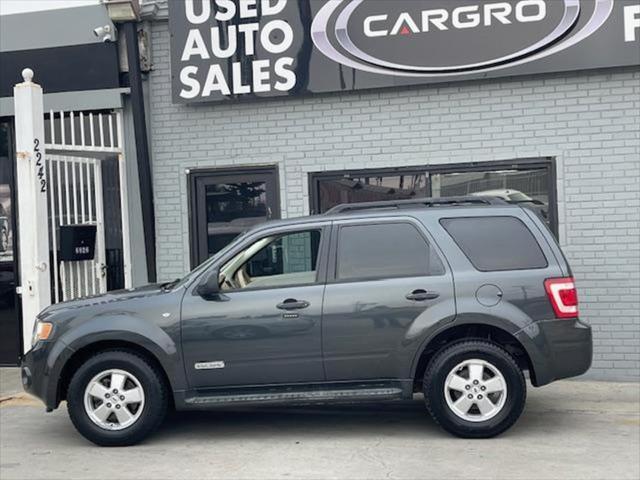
[544,277,579,319]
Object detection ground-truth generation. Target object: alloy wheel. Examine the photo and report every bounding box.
[443,359,507,422]
[83,369,145,431]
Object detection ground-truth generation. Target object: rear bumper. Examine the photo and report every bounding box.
[516,318,592,387]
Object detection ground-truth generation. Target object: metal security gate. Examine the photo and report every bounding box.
[47,155,106,300]
[45,110,131,302]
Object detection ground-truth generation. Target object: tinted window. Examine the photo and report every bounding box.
[337,223,445,281]
[440,217,547,271]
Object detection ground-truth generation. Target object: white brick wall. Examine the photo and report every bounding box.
[147,21,640,381]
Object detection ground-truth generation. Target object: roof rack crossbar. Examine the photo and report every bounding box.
[324,196,508,215]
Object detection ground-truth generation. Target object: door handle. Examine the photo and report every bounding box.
[406,289,440,301]
[276,298,310,310]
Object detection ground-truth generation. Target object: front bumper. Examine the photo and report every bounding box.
[516,318,592,387]
[21,341,74,411]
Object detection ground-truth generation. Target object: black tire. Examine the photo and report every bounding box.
[67,350,169,446]
[423,340,526,438]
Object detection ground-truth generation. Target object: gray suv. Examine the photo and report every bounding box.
[21,197,592,446]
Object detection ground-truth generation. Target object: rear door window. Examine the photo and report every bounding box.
[336,223,445,281]
[440,216,547,271]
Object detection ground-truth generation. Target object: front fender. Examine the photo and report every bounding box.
[58,314,185,392]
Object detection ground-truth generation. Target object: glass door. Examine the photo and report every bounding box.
[0,119,20,365]
[189,167,280,268]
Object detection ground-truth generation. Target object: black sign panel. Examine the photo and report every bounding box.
[169,0,640,104]
[59,225,97,262]
[0,43,120,99]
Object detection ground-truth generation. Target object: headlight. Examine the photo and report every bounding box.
[32,321,53,346]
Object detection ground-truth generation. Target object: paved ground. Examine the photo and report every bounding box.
[0,368,22,399]
[1,377,639,480]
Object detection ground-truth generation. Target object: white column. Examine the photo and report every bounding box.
[116,112,133,288]
[13,68,51,353]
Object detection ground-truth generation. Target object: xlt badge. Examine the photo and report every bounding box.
[195,361,225,370]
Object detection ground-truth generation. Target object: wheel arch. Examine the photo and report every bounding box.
[56,339,175,408]
[411,322,537,391]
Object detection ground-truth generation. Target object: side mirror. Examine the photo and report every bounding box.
[196,268,220,297]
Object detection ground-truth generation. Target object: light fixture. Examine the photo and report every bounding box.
[104,0,140,22]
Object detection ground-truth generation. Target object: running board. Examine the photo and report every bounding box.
[184,387,405,407]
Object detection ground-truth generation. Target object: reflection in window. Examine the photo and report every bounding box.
[206,182,268,257]
[0,187,11,261]
[0,122,13,262]
[221,230,321,290]
[314,164,553,232]
[430,169,550,223]
[318,173,427,213]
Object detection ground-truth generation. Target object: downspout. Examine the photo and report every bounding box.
[122,21,157,283]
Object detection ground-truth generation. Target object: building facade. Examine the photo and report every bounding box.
[141,0,640,381]
[1,0,638,381]
[0,2,148,364]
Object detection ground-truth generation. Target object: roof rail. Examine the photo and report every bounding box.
[324,196,508,215]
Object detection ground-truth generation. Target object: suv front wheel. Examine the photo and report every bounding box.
[423,340,526,438]
[67,350,169,446]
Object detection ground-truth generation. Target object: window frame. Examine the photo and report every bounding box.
[221,228,324,292]
[187,165,281,270]
[308,157,558,236]
[327,217,448,284]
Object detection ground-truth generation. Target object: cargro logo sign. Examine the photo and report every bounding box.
[168,0,639,103]
[311,0,615,77]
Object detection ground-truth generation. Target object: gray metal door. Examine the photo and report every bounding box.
[181,224,329,389]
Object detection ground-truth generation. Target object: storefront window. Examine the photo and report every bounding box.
[0,124,13,262]
[0,119,20,365]
[189,168,281,268]
[205,182,269,256]
[430,168,551,225]
[311,161,555,234]
[317,172,428,213]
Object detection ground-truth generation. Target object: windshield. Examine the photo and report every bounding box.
[171,231,249,289]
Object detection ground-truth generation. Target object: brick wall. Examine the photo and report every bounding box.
[147,21,640,381]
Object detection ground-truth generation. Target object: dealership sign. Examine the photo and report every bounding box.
[169,0,640,103]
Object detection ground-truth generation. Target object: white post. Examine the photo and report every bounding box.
[13,68,51,353]
[116,113,133,288]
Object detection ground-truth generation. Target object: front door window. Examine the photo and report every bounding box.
[220,230,321,290]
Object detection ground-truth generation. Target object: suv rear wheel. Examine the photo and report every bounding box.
[423,340,526,438]
[67,350,168,446]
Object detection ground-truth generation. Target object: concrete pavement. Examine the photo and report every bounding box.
[1,380,639,480]
[0,368,22,399]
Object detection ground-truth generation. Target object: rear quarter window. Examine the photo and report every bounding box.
[440,216,548,271]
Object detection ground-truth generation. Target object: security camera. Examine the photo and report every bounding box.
[93,25,115,42]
